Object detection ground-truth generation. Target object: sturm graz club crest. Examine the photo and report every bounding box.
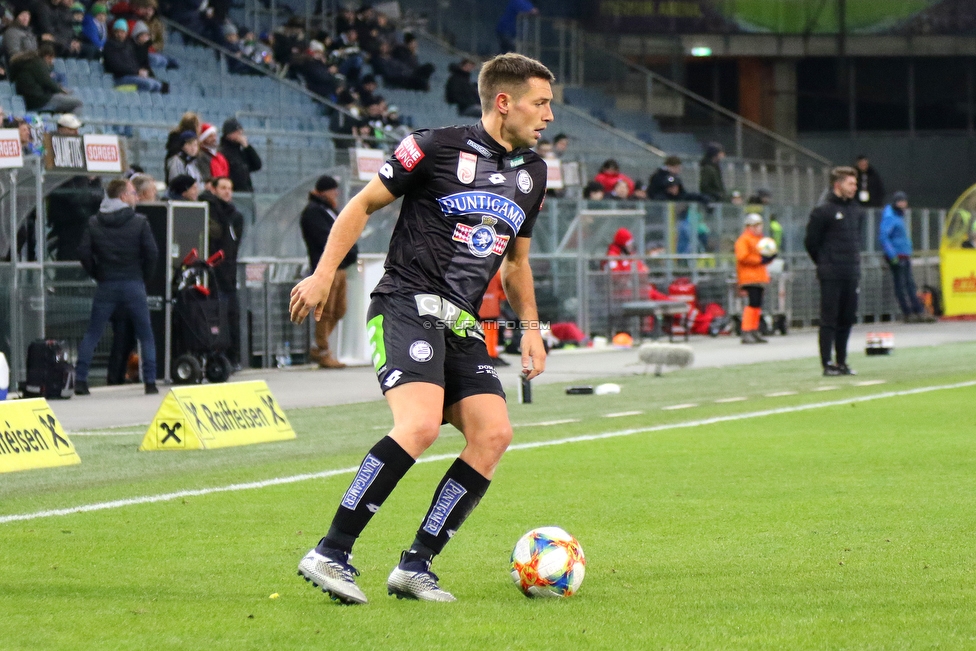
[452,216,510,258]
[516,169,533,194]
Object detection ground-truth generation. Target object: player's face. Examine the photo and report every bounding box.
[505,77,553,149]
[835,174,857,200]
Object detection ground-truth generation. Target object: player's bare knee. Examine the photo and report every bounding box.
[393,418,442,450]
[478,423,513,458]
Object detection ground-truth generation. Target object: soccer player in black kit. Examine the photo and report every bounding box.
[289,53,553,604]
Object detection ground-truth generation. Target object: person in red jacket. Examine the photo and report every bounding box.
[735,213,774,344]
[603,227,648,273]
[593,159,634,198]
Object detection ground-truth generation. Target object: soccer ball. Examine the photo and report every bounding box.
[510,526,585,598]
[757,237,778,257]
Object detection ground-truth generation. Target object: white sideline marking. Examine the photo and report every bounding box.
[813,386,839,392]
[766,391,797,397]
[604,411,644,418]
[514,419,580,427]
[662,403,698,410]
[715,397,748,403]
[854,380,887,386]
[3,380,975,525]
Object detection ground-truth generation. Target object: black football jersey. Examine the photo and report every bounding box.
[374,122,547,318]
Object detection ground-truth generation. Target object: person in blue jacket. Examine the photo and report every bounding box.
[496,0,537,53]
[879,191,934,322]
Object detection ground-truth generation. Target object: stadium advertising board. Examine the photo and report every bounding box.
[44,134,125,173]
[0,398,80,473]
[140,381,296,450]
[82,135,124,172]
[352,147,386,182]
[0,128,24,169]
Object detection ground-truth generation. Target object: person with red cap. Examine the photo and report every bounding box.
[735,213,774,344]
[603,227,648,273]
[196,122,228,183]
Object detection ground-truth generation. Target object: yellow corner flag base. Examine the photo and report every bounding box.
[140,381,296,451]
[0,399,81,473]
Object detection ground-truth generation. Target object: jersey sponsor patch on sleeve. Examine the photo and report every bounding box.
[394,134,424,171]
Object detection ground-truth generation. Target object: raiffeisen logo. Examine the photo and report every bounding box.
[952,272,976,293]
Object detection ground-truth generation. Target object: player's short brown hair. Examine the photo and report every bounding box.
[478,53,555,114]
[830,166,857,186]
[106,178,132,199]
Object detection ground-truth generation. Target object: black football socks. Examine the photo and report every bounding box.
[407,457,490,563]
[318,436,415,555]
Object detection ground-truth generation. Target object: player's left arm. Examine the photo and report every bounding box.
[501,236,546,380]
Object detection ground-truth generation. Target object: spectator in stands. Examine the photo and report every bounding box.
[135,0,175,70]
[879,191,933,322]
[131,172,157,201]
[55,111,80,135]
[166,173,198,200]
[165,131,202,186]
[357,74,380,108]
[699,142,727,202]
[196,122,227,183]
[219,117,262,193]
[649,155,684,198]
[102,18,164,92]
[80,2,108,54]
[446,58,481,117]
[66,2,94,59]
[747,187,772,209]
[3,9,38,60]
[583,181,605,200]
[222,22,252,75]
[75,177,159,395]
[297,40,342,100]
[10,43,83,113]
[730,189,744,205]
[30,0,75,56]
[164,0,204,40]
[299,174,355,369]
[594,159,635,197]
[130,20,155,70]
[201,176,244,367]
[496,0,537,54]
[333,25,366,86]
[553,133,569,157]
[165,112,200,159]
[854,154,885,208]
[391,33,435,91]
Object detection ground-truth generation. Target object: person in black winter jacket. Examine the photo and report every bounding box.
[445,59,481,117]
[805,166,864,377]
[219,117,262,192]
[75,178,159,395]
[201,176,245,366]
[854,155,884,208]
[299,174,357,368]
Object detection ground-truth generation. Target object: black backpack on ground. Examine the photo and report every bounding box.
[23,340,75,399]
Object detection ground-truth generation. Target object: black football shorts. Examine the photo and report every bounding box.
[366,292,505,406]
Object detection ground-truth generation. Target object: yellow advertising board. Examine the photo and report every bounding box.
[0,399,81,473]
[940,183,976,316]
[939,250,976,316]
[140,381,296,451]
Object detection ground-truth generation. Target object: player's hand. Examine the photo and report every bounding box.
[289,274,333,324]
[520,328,547,381]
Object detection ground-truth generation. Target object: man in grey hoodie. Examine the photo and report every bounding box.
[75,178,159,395]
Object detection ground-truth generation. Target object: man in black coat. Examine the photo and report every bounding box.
[299,174,357,368]
[854,155,884,208]
[201,176,245,367]
[219,117,262,193]
[805,166,864,377]
[445,59,481,117]
[75,178,159,395]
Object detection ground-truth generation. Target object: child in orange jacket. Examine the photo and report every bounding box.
[735,213,774,344]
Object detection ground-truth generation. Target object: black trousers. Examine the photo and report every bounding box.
[818,277,859,367]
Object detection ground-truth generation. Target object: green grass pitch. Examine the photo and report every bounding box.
[721,0,934,33]
[2,342,976,649]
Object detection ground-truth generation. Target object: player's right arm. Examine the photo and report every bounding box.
[289,177,396,324]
